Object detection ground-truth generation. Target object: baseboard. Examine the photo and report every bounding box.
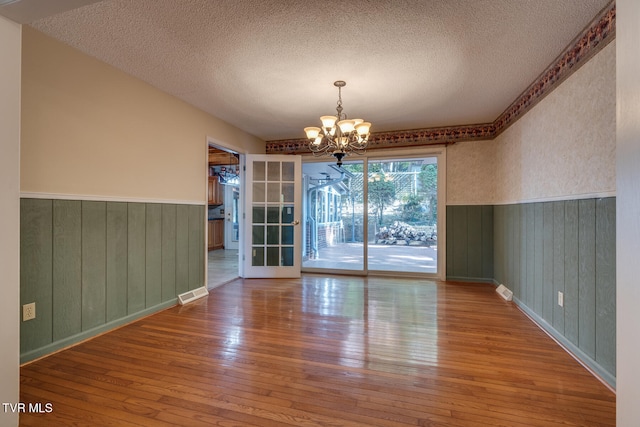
[489,279,615,390]
[446,276,494,284]
[514,297,616,391]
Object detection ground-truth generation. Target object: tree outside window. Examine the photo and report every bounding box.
[368,168,395,226]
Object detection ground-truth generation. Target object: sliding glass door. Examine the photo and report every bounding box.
[367,157,438,274]
[302,160,364,271]
[302,154,441,277]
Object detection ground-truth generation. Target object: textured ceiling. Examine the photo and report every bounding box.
[17,0,613,141]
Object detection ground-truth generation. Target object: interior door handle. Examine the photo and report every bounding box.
[291,220,300,225]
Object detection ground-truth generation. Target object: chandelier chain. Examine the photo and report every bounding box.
[336,85,344,119]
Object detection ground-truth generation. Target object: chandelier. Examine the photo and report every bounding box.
[304,81,371,167]
[216,152,240,185]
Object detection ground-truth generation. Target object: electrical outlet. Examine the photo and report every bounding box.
[558,291,564,308]
[23,302,36,321]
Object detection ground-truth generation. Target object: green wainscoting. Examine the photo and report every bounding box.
[447,198,616,388]
[20,198,205,363]
[446,205,494,282]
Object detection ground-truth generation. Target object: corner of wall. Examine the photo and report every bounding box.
[0,14,21,427]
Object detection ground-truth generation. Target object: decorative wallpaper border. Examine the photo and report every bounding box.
[266,1,616,155]
[266,123,497,155]
[493,0,616,136]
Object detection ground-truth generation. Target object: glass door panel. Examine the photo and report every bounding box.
[367,157,438,274]
[302,160,364,271]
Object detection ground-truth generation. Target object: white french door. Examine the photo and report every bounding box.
[243,154,302,278]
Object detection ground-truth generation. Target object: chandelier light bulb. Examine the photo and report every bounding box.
[356,121,371,135]
[338,120,355,133]
[304,127,321,140]
[320,116,337,129]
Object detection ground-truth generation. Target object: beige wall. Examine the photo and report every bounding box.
[21,27,264,202]
[0,15,21,427]
[447,40,616,205]
[446,138,496,205]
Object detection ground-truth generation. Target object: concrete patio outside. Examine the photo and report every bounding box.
[303,242,437,274]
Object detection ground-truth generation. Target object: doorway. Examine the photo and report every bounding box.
[301,154,444,278]
[207,144,241,288]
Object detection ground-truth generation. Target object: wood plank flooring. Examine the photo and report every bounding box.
[207,249,239,287]
[19,276,615,426]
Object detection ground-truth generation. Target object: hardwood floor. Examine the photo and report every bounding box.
[19,276,615,426]
[207,249,239,288]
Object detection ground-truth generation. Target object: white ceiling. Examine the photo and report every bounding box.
[3,0,612,141]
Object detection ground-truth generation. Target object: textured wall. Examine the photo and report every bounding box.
[447,41,616,206]
[446,139,497,205]
[494,41,616,204]
[20,199,205,363]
